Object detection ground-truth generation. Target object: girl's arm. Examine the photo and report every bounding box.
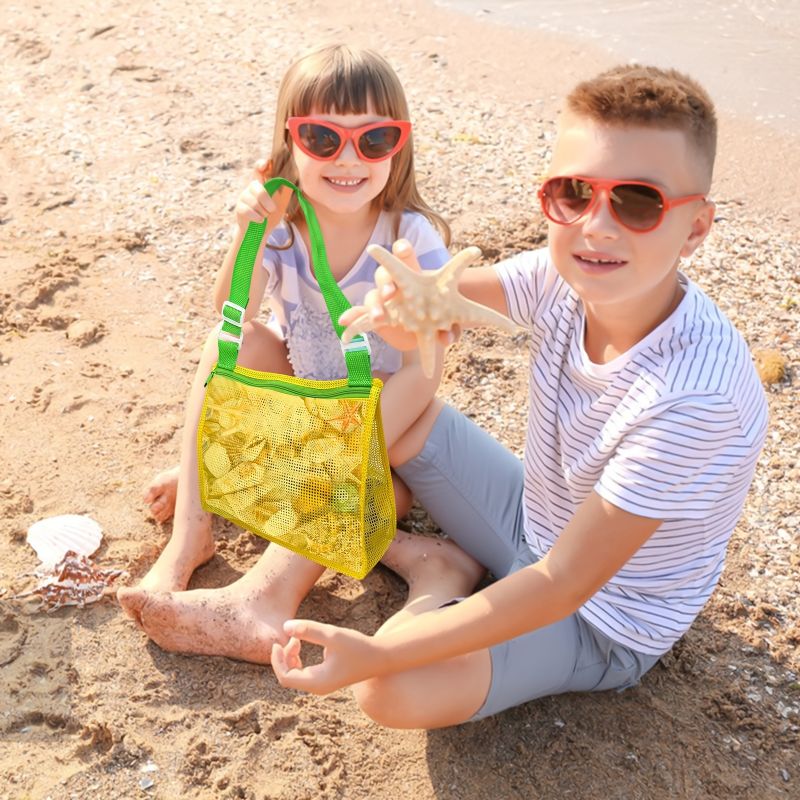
[272,492,663,694]
[213,224,270,318]
[212,163,293,319]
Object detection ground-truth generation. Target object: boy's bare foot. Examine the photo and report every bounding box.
[116,583,289,664]
[381,531,486,601]
[144,466,180,523]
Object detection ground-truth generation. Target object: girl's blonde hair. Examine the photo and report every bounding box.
[269,44,450,245]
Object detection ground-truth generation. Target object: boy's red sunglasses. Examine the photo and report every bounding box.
[538,176,707,233]
[286,117,412,162]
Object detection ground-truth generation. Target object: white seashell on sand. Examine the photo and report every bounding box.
[26,514,103,566]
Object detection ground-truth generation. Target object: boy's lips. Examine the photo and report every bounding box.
[573,252,628,274]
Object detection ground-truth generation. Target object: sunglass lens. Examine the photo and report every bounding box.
[358,125,402,159]
[611,184,664,230]
[543,177,593,223]
[297,123,341,159]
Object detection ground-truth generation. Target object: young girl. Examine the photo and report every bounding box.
[117,44,452,663]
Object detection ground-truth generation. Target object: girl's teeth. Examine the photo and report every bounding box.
[328,177,363,186]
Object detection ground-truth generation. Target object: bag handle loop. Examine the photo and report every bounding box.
[217,177,373,388]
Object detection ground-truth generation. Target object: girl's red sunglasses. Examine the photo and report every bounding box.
[286,117,412,163]
[538,175,707,233]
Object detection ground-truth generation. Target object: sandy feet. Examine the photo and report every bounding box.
[120,527,216,600]
[117,584,288,664]
[144,465,179,523]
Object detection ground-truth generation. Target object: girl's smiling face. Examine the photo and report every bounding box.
[290,105,393,218]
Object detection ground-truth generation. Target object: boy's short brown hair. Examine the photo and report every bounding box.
[566,65,717,182]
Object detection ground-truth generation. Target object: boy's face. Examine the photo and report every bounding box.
[545,114,714,317]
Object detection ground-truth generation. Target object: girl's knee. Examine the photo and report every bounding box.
[238,321,291,373]
[204,320,292,374]
[392,473,413,519]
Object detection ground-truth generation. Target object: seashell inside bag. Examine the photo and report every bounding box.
[197,178,395,578]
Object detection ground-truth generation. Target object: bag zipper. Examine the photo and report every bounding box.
[205,366,372,399]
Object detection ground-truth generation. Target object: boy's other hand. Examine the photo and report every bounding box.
[271,619,382,695]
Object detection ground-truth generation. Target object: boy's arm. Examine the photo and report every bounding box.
[457,264,509,319]
[272,493,662,694]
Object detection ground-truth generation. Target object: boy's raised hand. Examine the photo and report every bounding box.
[271,620,384,695]
[339,239,457,352]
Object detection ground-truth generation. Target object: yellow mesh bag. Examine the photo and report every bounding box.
[197,179,396,578]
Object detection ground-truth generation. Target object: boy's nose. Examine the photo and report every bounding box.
[582,190,621,238]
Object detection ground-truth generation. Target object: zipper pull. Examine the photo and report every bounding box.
[204,368,215,387]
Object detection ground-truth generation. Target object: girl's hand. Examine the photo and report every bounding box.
[271,619,384,695]
[234,158,283,229]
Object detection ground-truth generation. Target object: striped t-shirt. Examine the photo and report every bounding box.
[495,248,769,656]
[262,210,449,380]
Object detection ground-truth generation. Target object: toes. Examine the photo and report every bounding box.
[117,587,147,628]
[150,498,166,520]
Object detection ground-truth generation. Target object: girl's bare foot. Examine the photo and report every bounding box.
[117,518,216,626]
[144,466,180,523]
[381,530,486,603]
[117,581,294,664]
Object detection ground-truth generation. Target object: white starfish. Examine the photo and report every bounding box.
[342,244,517,377]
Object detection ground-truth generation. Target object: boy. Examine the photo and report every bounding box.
[270,64,769,729]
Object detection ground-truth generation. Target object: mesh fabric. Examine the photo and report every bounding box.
[198,366,396,578]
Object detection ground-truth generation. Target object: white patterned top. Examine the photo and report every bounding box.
[262,210,449,379]
[496,247,769,655]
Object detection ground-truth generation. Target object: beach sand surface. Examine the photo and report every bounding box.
[1,1,798,798]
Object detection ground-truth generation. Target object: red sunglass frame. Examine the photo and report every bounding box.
[286,117,412,162]
[538,175,707,233]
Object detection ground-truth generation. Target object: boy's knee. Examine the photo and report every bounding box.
[353,676,415,729]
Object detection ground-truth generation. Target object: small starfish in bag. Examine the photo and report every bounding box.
[13,551,128,612]
[341,245,517,377]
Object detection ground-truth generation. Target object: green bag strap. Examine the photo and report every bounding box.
[217,177,373,388]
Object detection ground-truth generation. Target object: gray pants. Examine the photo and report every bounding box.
[396,404,661,721]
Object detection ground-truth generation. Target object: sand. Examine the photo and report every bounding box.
[1,1,798,798]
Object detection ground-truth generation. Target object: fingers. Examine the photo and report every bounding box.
[271,640,289,674]
[287,637,303,669]
[270,638,332,694]
[438,322,462,348]
[252,157,273,182]
[392,238,422,273]
[283,619,337,647]
[236,180,277,223]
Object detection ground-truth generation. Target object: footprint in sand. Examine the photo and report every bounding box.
[0,602,28,666]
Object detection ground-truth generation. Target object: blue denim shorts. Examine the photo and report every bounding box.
[395,404,661,721]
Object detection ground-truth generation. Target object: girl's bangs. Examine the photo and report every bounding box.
[292,60,397,118]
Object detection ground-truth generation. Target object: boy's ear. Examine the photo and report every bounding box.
[680,200,716,259]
